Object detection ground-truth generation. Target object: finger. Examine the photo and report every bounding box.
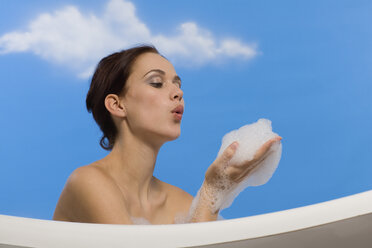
[253,136,281,162]
[237,150,272,181]
[206,141,239,183]
[216,141,239,165]
[237,137,282,179]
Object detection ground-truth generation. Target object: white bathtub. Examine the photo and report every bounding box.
[1,189,371,248]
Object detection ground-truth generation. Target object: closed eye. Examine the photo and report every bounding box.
[150,82,163,88]
[174,81,182,88]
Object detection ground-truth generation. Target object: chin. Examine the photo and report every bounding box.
[164,128,181,141]
[167,131,181,141]
[148,128,181,145]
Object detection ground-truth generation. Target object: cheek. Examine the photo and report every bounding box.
[135,92,168,123]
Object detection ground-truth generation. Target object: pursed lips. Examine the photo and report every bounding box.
[171,105,184,115]
[171,105,184,120]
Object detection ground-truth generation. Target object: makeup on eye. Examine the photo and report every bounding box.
[144,69,182,88]
[150,82,164,88]
[147,75,164,88]
[174,80,182,88]
[147,76,182,89]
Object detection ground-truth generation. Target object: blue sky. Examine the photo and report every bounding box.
[0,0,371,221]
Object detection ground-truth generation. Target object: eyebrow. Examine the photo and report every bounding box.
[142,69,182,83]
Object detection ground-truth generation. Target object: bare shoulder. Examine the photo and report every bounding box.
[156,179,194,212]
[67,164,113,189]
[53,164,131,224]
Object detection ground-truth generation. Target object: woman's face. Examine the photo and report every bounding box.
[121,52,184,145]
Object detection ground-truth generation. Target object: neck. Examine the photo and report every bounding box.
[100,130,163,208]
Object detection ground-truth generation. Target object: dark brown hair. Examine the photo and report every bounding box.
[86,44,159,150]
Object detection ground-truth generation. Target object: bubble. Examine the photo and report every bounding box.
[215,118,282,211]
[130,216,151,225]
[186,118,283,217]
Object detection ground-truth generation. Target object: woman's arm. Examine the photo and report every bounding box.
[187,181,220,222]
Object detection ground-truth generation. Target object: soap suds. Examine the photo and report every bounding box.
[130,216,151,225]
[187,118,282,217]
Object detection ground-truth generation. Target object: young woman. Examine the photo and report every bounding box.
[53,45,280,224]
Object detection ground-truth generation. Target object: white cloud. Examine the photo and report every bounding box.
[0,0,258,78]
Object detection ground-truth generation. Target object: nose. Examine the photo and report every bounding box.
[171,85,183,101]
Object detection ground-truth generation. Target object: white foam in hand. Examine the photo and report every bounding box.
[186,119,282,220]
[213,118,282,211]
[217,118,282,186]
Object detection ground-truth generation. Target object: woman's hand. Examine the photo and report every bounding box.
[205,136,282,188]
[187,136,282,222]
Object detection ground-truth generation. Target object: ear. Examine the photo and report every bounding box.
[104,94,126,118]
